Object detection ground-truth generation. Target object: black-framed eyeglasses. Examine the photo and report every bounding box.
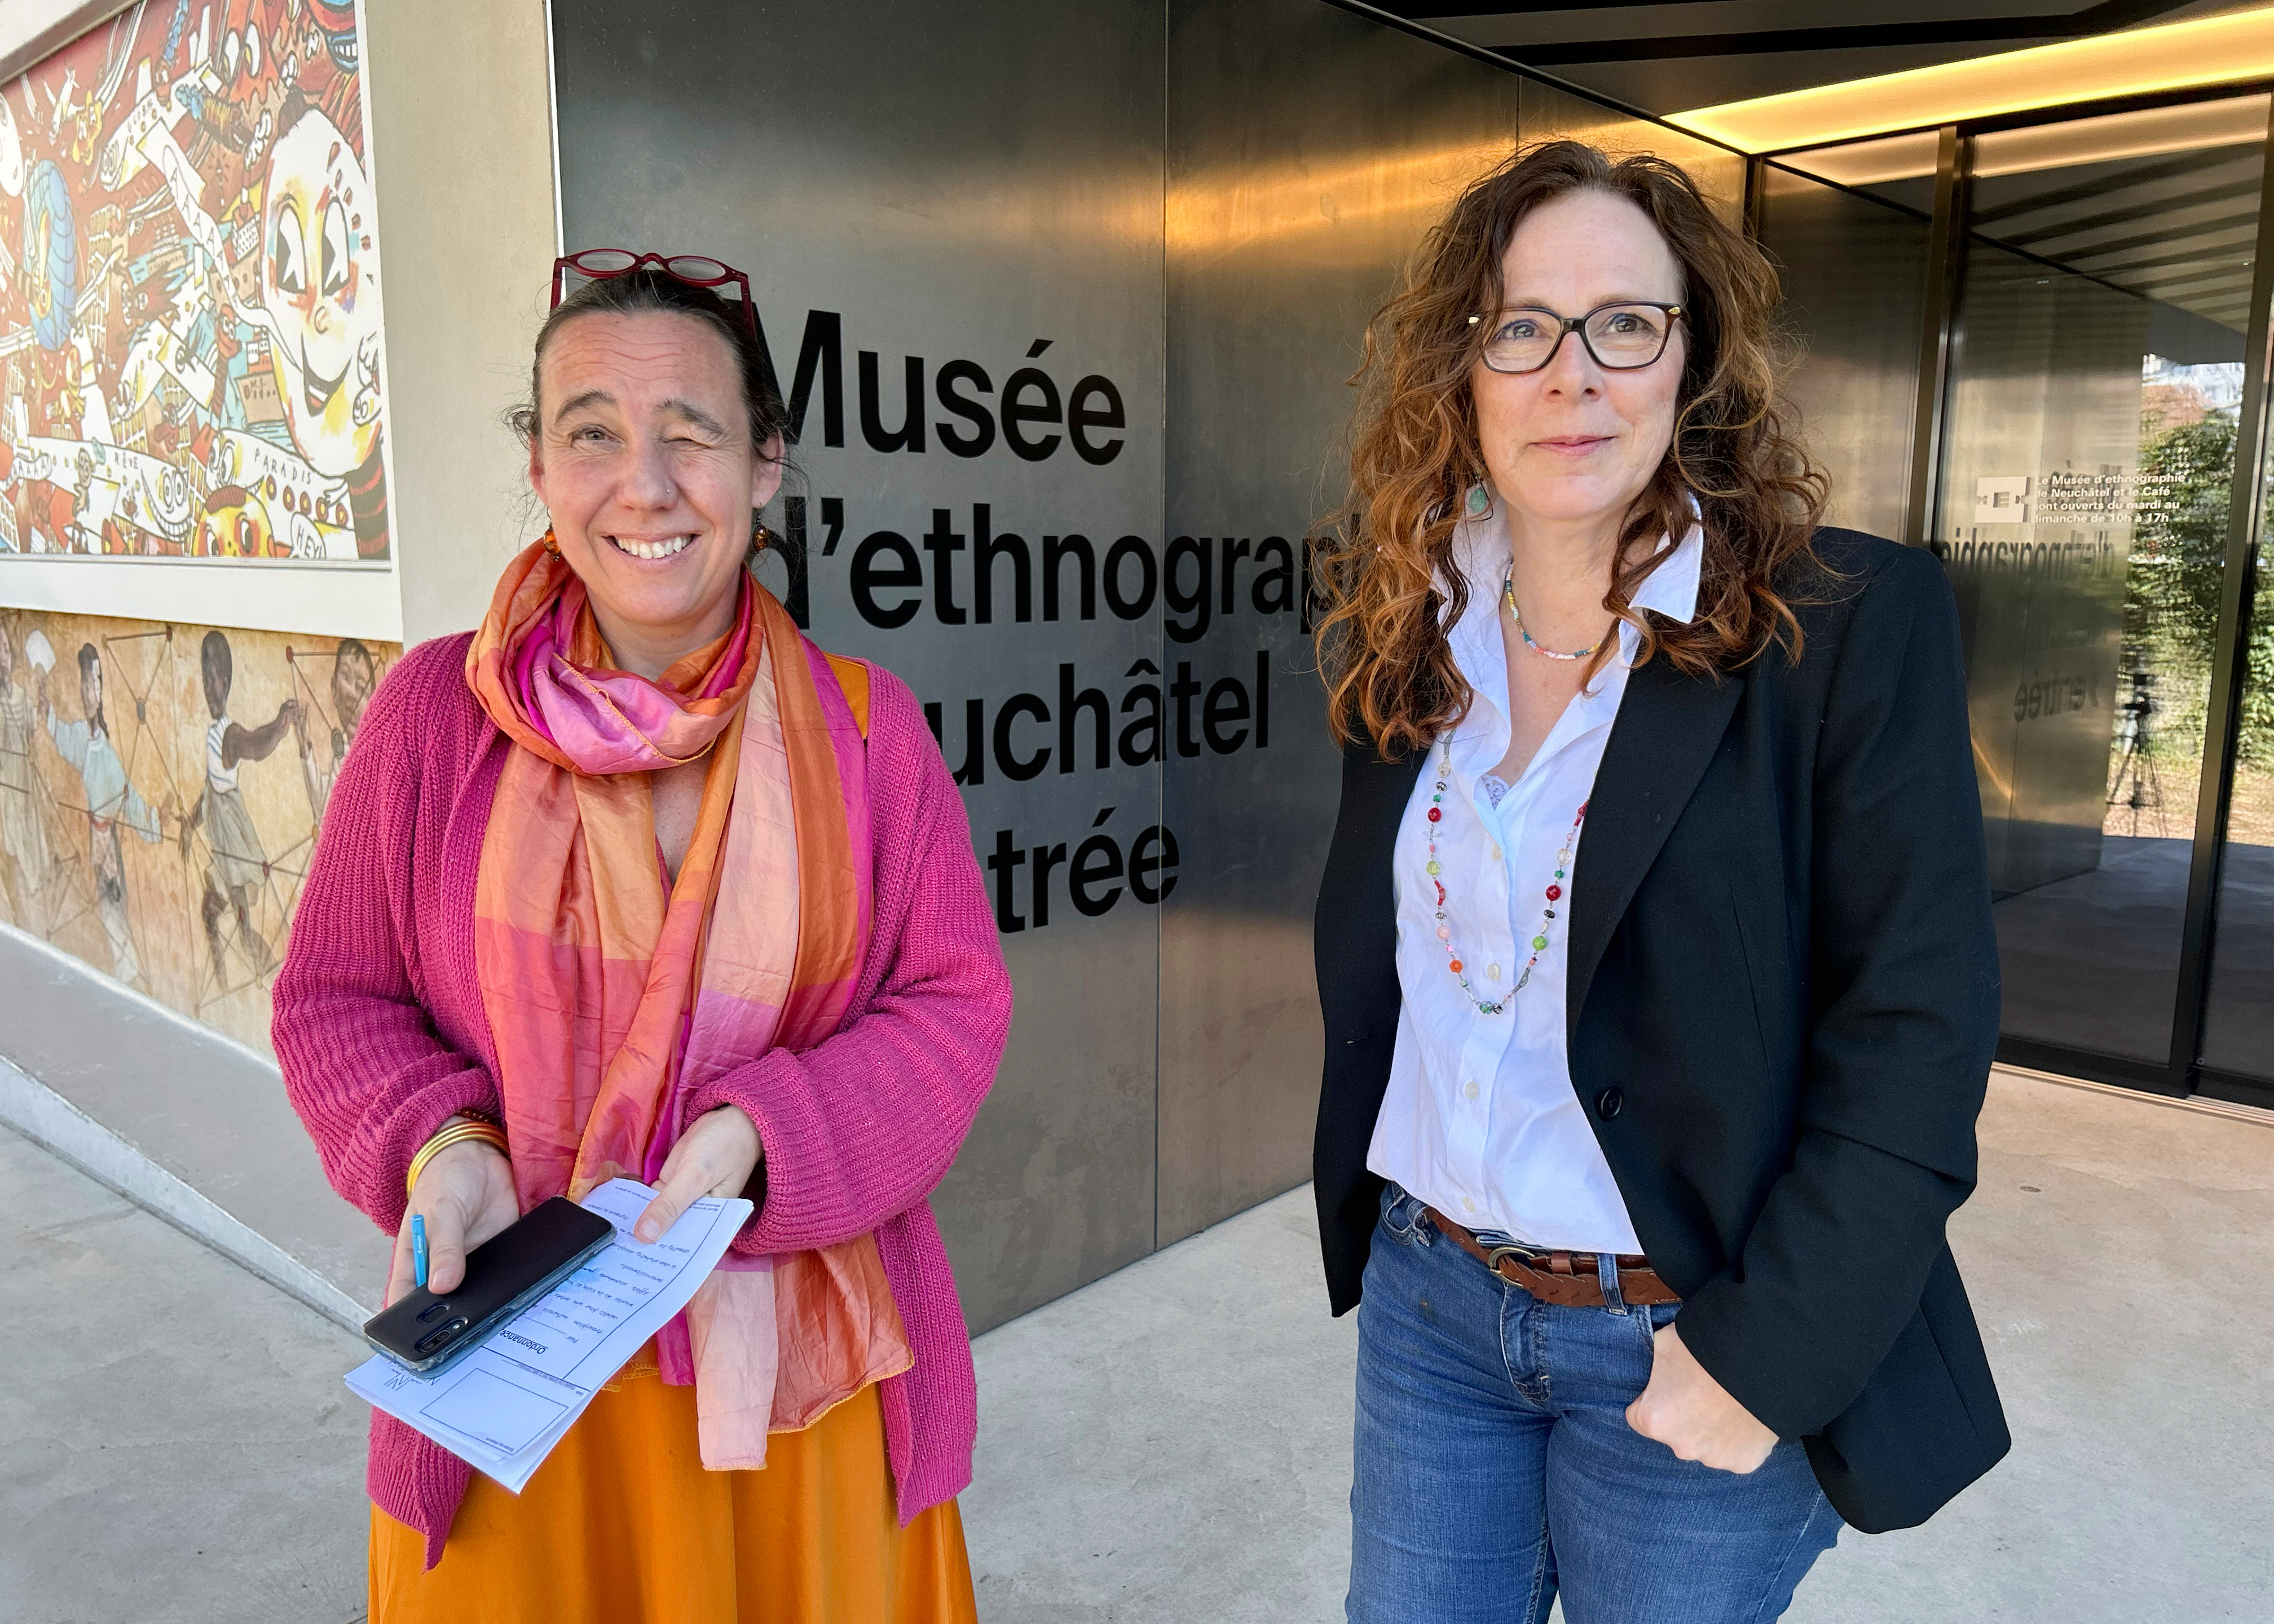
[1469,302,1684,374]
[549,249,761,347]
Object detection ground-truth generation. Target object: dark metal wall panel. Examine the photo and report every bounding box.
[1157,0,1526,1247]
[1756,167,1929,542]
[1154,4,1724,1247]
[550,0,1169,1333]
[1516,78,1748,226]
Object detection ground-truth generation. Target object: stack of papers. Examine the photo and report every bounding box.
[345,1178,751,1491]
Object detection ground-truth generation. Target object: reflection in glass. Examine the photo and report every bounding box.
[1932,103,2262,1065]
[2116,356,2246,848]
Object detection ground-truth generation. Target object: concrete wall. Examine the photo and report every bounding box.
[361,0,559,646]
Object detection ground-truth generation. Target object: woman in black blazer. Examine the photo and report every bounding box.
[1312,142,2007,1623]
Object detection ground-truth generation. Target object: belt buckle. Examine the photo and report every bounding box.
[1481,1242,1549,1276]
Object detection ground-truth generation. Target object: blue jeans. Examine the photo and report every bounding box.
[1348,1185,1841,1623]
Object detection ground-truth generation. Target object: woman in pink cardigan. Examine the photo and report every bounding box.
[273,254,1010,1623]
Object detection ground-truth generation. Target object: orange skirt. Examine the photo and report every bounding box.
[370,1369,976,1624]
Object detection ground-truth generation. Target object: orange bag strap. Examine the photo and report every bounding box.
[822,652,872,739]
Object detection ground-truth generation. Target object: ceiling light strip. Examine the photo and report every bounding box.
[1669,10,2274,153]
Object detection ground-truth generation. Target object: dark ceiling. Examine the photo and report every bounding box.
[1369,1,2271,116]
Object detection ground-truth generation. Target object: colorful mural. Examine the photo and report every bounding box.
[0,0,389,565]
[0,604,395,1052]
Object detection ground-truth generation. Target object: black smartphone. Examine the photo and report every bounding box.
[363,1196,617,1375]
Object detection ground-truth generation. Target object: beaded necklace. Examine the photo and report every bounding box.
[1501,570,1603,662]
[1424,742,1588,1016]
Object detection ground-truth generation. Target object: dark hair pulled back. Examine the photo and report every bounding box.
[508,267,790,453]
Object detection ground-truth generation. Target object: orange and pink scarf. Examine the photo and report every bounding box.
[464,541,910,1468]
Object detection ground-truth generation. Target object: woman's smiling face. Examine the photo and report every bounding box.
[527,310,783,669]
[1471,188,1687,537]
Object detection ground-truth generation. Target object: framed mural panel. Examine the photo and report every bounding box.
[0,0,400,639]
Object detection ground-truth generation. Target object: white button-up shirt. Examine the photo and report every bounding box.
[1365,504,1703,1253]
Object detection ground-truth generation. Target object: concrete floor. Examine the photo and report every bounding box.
[963,1068,2274,1623]
[0,1123,371,1624]
[5,1070,2269,1623]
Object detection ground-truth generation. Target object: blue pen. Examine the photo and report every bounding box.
[412,1214,429,1288]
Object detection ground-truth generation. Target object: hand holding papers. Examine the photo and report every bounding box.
[345,1177,751,1491]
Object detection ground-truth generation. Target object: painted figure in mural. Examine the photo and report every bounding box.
[261,104,387,553]
[0,618,54,929]
[182,628,297,979]
[37,641,168,986]
[192,483,280,557]
[292,633,372,824]
[21,157,77,353]
[306,0,363,74]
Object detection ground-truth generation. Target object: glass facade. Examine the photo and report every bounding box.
[1765,95,2274,1106]
[1951,105,2257,1067]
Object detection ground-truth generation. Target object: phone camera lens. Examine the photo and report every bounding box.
[413,1317,470,1356]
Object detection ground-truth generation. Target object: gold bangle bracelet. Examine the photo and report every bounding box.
[405,1118,510,1201]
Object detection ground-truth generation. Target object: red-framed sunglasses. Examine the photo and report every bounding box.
[549,249,760,345]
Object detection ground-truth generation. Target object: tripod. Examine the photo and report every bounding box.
[2106,669,2165,837]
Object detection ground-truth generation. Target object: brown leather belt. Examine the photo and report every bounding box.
[1422,1206,1682,1309]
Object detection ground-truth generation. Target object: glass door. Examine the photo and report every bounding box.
[1932,97,2268,1073]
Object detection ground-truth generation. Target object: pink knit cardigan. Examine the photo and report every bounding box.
[272,632,1010,1569]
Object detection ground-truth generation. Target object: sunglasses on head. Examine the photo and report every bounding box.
[549,249,760,346]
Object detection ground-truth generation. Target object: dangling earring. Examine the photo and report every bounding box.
[750,516,770,555]
[541,527,561,555]
[1464,483,1493,520]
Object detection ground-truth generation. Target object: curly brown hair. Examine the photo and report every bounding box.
[1315,140,1829,757]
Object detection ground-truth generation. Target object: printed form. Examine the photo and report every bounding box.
[345,1179,752,1491]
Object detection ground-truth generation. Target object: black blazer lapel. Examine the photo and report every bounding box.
[1354,736,1429,859]
[1314,732,1426,1032]
[1313,732,1427,1313]
[1566,657,1745,1043]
